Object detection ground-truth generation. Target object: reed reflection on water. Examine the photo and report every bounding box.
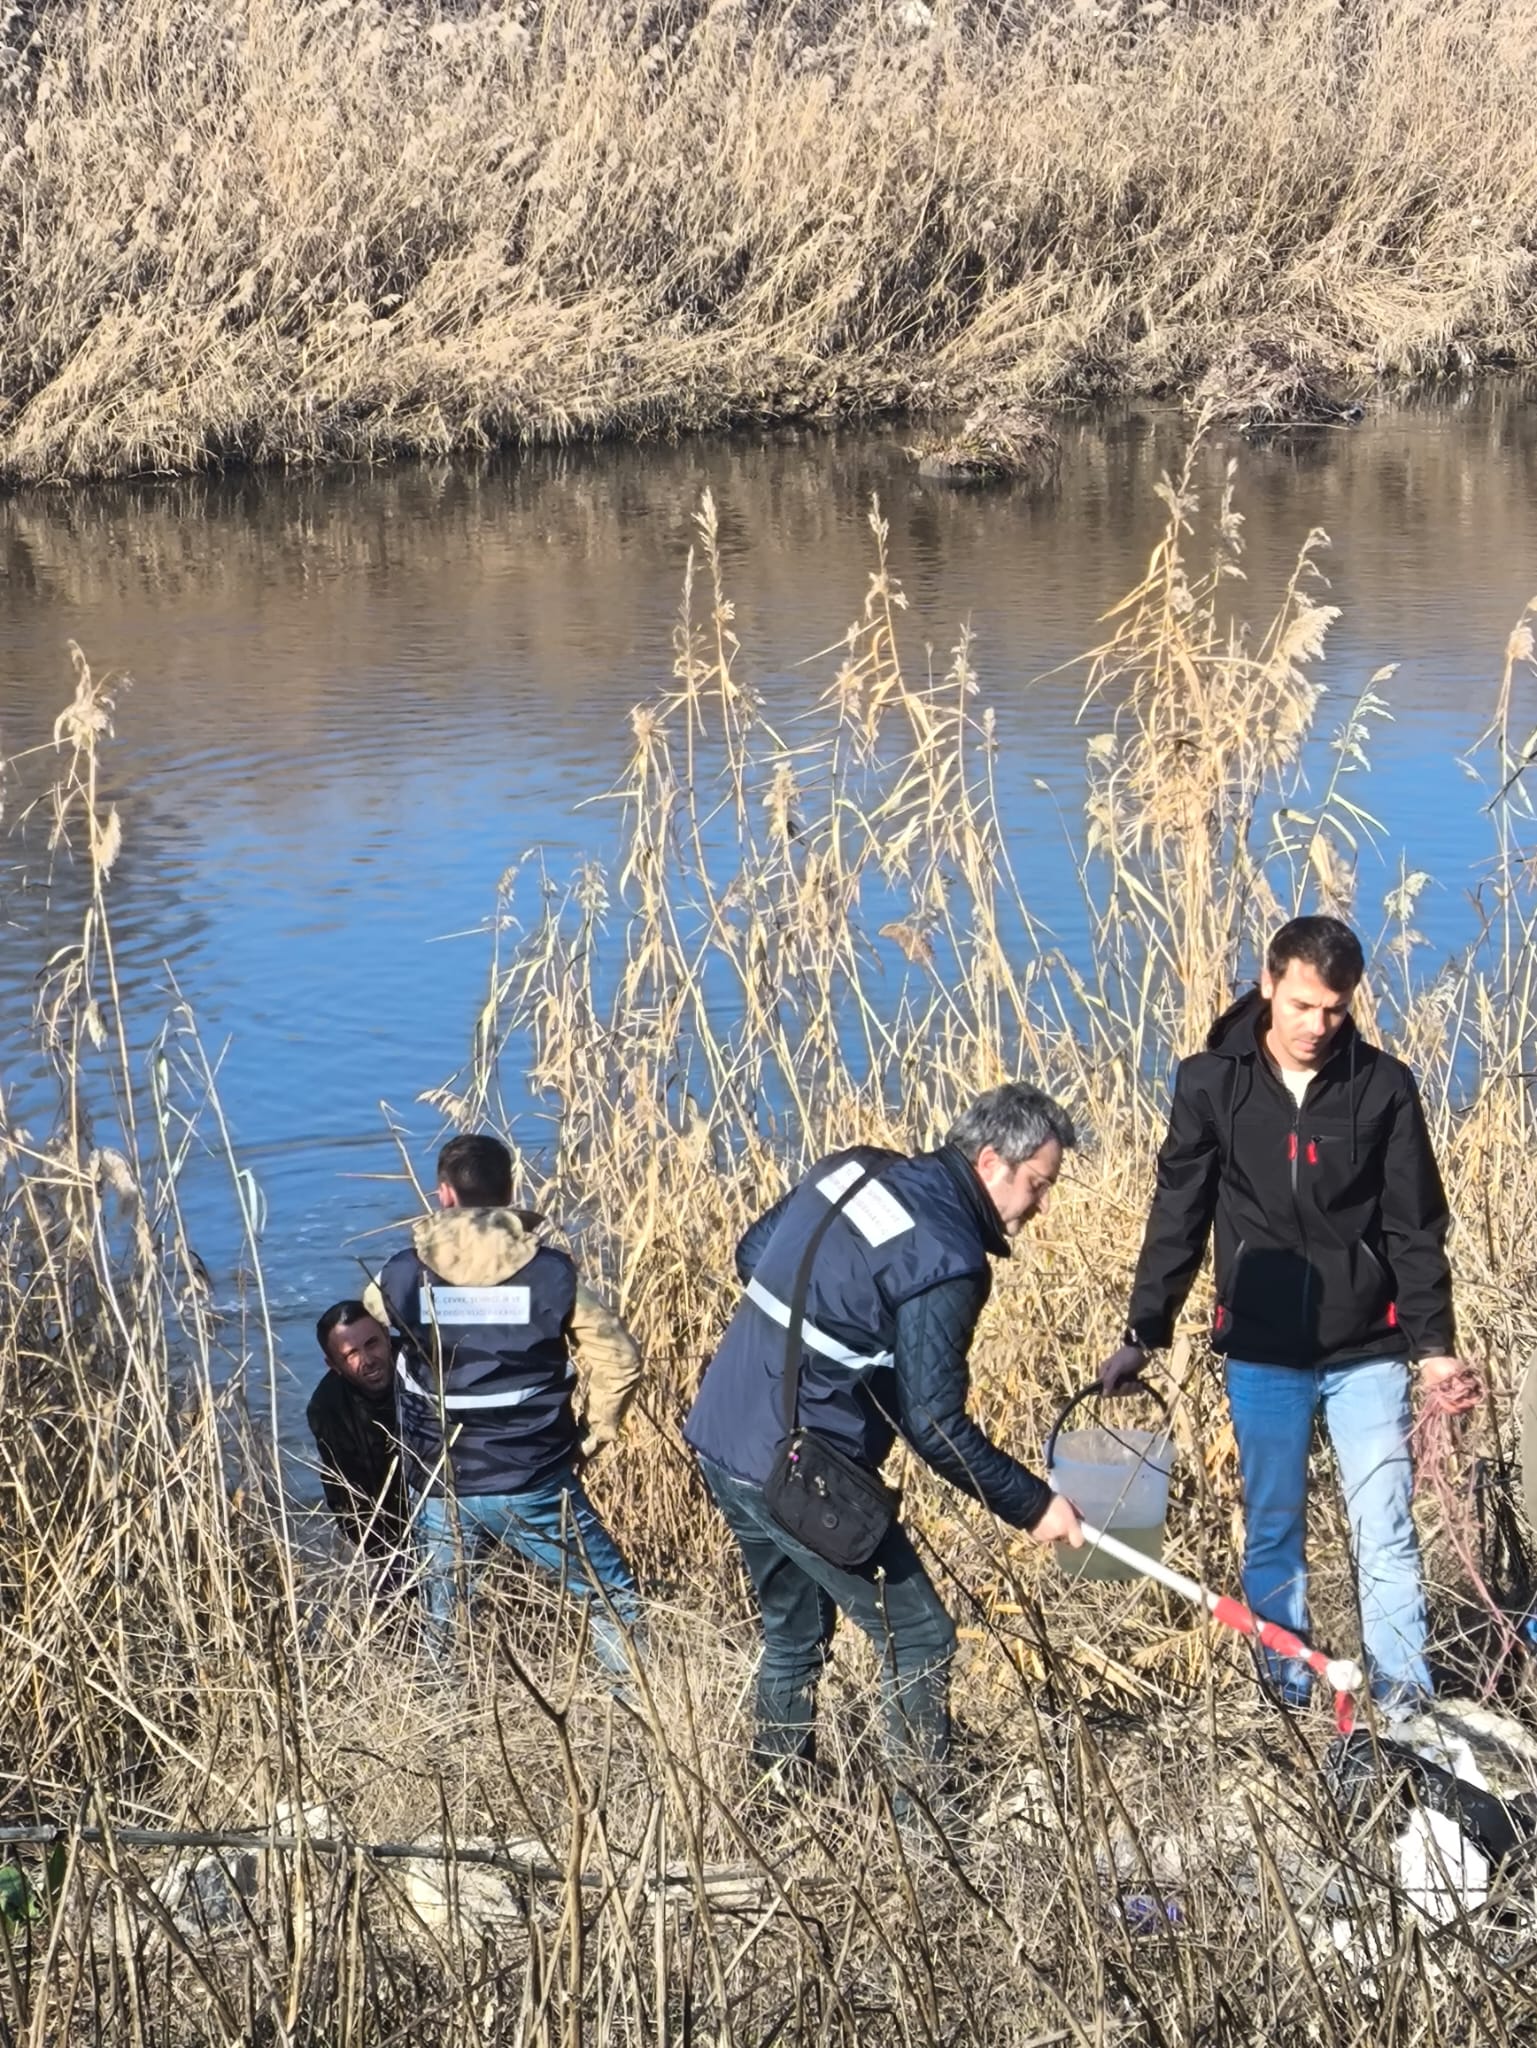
[2,390,1535,1451]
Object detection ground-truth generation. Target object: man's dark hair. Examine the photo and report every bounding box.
[1266,915,1365,993]
[316,1299,371,1356]
[436,1132,514,1207]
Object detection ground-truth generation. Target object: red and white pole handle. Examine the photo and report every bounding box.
[1074,1519,1364,1733]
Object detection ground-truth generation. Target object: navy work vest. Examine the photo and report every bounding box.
[684,1147,999,1486]
[377,1243,580,1495]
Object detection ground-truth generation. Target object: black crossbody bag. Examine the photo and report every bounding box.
[761,1159,900,1570]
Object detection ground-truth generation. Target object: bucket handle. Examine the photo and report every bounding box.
[1044,1381,1172,1477]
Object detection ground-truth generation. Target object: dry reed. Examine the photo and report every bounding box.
[3,0,1537,481]
[3,451,1537,2043]
[911,403,1061,483]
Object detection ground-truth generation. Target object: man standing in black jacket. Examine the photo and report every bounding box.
[686,1083,1083,1806]
[1100,916,1478,1713]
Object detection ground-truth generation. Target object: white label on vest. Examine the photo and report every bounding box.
[815,1163,914,1247]
[421,1284,532,1326]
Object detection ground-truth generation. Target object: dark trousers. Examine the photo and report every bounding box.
[699,1457,957,1789]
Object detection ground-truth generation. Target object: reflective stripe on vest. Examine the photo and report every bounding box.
[743,1275,894,1374]
[396,1356,577,1410]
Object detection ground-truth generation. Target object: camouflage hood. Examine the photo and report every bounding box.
[409,1204,547,1286]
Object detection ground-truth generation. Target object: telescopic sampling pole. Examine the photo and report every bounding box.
[1075,1520,1365,1733]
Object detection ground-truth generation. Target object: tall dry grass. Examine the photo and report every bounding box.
[3,452,1537,2043]
[3,0,1537,480]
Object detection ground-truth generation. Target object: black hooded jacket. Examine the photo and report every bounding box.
[1125,990,1455,1369]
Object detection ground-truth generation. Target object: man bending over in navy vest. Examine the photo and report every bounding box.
[685,1083,1084,1809]
[1098,916,1480,1716]
[367,1133,644,1675]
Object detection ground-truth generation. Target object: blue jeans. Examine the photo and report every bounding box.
[698,1458,957,1797]
[1225,1357,1430,1706]
[415,1471,643,1678]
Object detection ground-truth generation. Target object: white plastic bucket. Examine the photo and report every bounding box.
[1045,1406,1174,1583]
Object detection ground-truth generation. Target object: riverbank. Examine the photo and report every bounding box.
[2,0,1536,481]
[3,454,1535,2041]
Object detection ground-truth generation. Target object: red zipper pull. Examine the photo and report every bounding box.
[1306,1139,1318,1166]
[1288,1132,1298,1162]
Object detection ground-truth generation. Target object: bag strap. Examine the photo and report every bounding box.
[778,1152,890,1445]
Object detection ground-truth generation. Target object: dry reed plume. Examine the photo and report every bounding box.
[3,454,1537,2043]
[3,0,1537,480]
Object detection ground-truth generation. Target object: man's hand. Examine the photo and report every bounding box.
[1028,1492,1084,1548]
[1097,1342,1149,1398]
[1417,1356,1483,1414]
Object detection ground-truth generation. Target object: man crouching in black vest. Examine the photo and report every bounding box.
[685,1083,1084,1814]
[366,1133,644,1676]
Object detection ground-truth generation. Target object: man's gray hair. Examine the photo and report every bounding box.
[945,1083,1075,1165]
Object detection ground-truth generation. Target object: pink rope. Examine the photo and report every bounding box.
[1410,1365,1521,1694]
